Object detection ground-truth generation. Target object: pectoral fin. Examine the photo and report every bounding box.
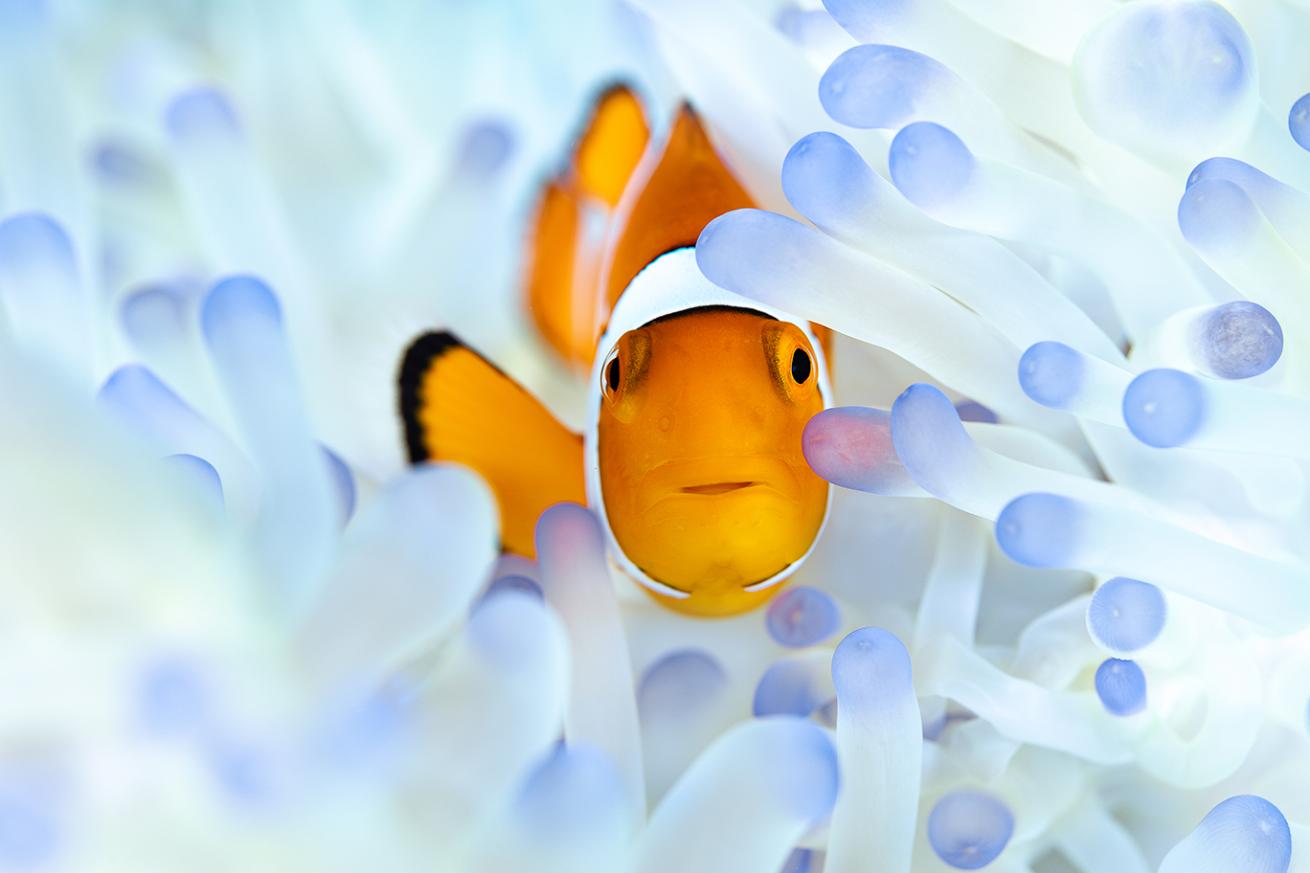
[399,331,586,556]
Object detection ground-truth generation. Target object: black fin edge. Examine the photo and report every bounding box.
[397,330,466,464]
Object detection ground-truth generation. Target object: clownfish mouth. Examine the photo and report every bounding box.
[680,481,757,496]
[639,457,800,509]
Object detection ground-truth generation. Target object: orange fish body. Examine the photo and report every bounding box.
[400,86,831,617]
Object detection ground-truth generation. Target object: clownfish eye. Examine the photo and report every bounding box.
[599,329,649,414]
[791,348,812,384]
[601,345,623,400]
[762,322,819,402]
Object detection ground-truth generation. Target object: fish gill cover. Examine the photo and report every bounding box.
[0,0,1307,871]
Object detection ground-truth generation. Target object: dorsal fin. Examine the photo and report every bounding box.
[596,104,756,337]
[571,84,650,207]
[523,84,651,369]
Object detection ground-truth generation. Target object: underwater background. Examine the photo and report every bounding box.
[0,0,1309,870]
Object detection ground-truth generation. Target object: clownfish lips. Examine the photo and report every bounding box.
[681,481,757,496]
[638,457,803,510]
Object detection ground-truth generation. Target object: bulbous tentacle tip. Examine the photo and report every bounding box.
[889,122,974,210]
[1177,178,1260,252]
[819,44,943,129]
[1199,301,1282,379]
[753,657,832,719]
[514,743,628,836]
[1074,1,1255,151]
[831,626,913,703]
[994,493,1081,567]
[1087,577,1166,652]
[1094,657,1147,716]
[534,501,602,554]
[479,574,544,607]
[165,453,225,507]
[165,86,240,141]
[766,586,840,648]
[466,585,558,666]
[1122,368,1205,448]
[97,363,179,410]
[891,382,963,425]
[820,0,911,42]
[1019,341,1085,408]
[1288,92,1310,151]
[639,649,726,722]
[200,275,284,342]
[782,131,879,231]
[695,208,776,285]
[803,406,920,496]
[890,383,976,496]
[1186,155,1262,190]
[928,790,1014,870]
[1160,795,1292,873]
[0,211,74,266]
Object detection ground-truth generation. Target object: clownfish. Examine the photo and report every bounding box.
[398,85,832,616]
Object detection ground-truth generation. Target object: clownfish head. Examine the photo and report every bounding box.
[587,250,831,617]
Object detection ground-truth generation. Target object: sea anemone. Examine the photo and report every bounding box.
[1,0,1308,871]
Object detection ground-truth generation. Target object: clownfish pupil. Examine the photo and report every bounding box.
[791,348,811,384]
[607,356,621,392]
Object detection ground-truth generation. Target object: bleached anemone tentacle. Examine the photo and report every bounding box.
[1292,93,1310,151]
[821,0,1092,150]
[466,743,631,873]
[767,587,842,650]
[1018,341,1134,424]
[97,363,261,520]
[1048,797,1151,873]
[1177,179,1310,326]
[826,628,921,873]
[817,45,1076,179]
[2,0,1310,869]
[0,213,91,384]
[201,275,339,614]
[887,384,1154,520]
[913,509,987,654]
[1086,578,1167,654]
[927,789,1015,870]
[1123,367,1310,457]
[637,649,736,804]
[1131,300,1284,381]
[294,463,498,693]
[887,121,1208,337]
[782,131,1117,357]
[752,649,836,720]
[1157,795,1292,873]
[407,590,570,858]
[996,491,1310,632]
[630,718,840,873]
[696,211,1044,424]
[535,503,647,824]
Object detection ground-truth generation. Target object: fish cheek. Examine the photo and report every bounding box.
[597,408,647,547]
